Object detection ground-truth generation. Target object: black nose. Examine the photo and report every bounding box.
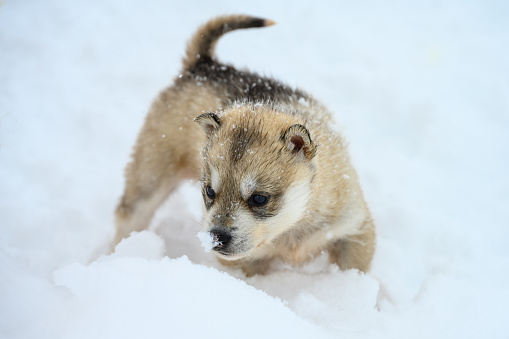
[212,230,231,250]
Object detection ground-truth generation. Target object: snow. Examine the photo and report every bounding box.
[196,231,219,252]
[1,1,509,338]
[52,240,330,339]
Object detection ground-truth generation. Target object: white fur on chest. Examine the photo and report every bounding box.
[268,194,367,265]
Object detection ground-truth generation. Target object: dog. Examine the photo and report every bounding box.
[114,15,375,276]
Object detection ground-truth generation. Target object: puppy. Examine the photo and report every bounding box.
[114,15,375,276]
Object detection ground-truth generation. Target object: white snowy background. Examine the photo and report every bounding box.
[1,0,508,338]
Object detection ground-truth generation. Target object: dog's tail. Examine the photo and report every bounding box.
[183,14,276,69]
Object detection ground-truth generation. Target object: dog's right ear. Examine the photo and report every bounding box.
[194,112,221,135]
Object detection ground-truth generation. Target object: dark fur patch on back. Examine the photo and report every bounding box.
[183,58,308,105]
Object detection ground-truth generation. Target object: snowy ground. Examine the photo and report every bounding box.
[1,1,508,338]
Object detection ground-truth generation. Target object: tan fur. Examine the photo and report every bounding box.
[114,15,375,275]
[114,84,219,244]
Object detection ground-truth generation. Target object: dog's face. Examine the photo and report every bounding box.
[195,105,317,260]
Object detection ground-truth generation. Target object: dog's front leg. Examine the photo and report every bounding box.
[328,219,376,272]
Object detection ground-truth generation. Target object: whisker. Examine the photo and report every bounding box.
[185,215,213,230]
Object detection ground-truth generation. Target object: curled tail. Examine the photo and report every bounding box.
[183,14,276,69]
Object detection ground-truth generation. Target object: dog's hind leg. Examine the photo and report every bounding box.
[114,172,182,248]
[112,94,204,249]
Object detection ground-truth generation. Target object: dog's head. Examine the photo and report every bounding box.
[195,104,317,261]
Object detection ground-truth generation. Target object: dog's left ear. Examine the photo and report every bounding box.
[283,124,316,160]
[195,112,221,135]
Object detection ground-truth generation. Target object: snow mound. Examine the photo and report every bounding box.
[110,231,166,260]
[53,254,331,339]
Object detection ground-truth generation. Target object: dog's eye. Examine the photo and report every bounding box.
[249,194,269,207]
[206,186,216,199]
